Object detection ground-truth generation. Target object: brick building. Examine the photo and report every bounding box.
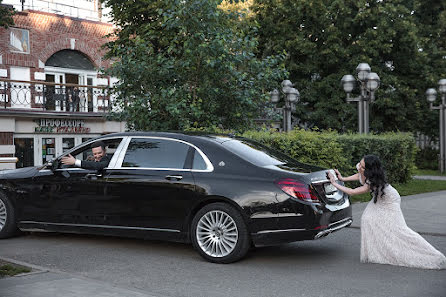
[0,1,125,169]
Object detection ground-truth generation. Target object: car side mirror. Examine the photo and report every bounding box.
[50,159,59,171]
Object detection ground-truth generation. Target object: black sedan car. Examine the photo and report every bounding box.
[0,132,352,263]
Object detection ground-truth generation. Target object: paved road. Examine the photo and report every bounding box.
[1,190,445,297]
[0,228,445,297]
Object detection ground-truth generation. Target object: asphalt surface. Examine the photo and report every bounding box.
[0,190,445,297]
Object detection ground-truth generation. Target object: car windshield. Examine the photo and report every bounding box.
[219,137,321,171]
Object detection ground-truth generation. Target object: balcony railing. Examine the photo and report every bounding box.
[0,79,113,114]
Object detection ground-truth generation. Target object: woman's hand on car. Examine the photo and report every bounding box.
[334,169,343,181]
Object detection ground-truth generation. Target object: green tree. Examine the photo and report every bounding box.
[411,0,446,139]
[103,0,287,131]
[252,0,436,135]
[0,0,15,28]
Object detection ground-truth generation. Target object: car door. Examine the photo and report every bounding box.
[104,137,198,234]
[28,168,108,225]
[23,137,124,228]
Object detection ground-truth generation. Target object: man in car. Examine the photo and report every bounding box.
[61,140,111,170]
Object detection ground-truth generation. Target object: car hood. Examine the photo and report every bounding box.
[0,167,41,180]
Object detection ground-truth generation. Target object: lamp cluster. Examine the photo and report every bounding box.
[426,79,446,173]
[270,80,300,132]
[341,63,381,134]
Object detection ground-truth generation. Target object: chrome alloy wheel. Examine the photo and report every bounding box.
[0,198,6,231]
[196,210,239,258]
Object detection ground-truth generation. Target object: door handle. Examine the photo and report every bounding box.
[165,175,183,181]
[85,173,103,180]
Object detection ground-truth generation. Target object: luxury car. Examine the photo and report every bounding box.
[0,132,352,263]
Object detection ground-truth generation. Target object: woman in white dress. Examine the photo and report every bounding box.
[326,155,446,269]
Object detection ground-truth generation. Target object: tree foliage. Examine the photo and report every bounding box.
[103,0,287,131]
[252,0,442,137]
[0,0,15,28]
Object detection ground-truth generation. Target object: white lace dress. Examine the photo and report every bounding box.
[360,178,446,269]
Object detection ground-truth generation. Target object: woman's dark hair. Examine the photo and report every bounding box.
[363,155,388,203]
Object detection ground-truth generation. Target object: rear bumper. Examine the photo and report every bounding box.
[314,218,352,239]
[251,217,352,246]
[250,201,352,246]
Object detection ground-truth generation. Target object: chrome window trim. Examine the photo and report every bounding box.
[116,136,214,172]
[19,221,180,233]
[107,136,131,169]
[55,168,87,172]
[39,168,89,173]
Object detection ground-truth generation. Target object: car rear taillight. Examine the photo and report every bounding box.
[274,178,320,203]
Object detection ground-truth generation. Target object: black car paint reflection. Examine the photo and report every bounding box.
[0,132,352,263]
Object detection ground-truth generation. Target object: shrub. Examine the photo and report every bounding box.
[242,129,416,183]
[415,147,439,170]
[186,127,417,183]
[336,132,417,183]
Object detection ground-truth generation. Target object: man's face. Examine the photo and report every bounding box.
[91,146,105,162]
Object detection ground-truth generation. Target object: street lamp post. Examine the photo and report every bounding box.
[270,80,300,132]
[426,79,446,173]
[341,63,381,134]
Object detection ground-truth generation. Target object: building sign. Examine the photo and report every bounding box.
[35,118,91,133]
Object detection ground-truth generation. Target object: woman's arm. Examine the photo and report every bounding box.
[334,169,359,182]
[327,172,369,196]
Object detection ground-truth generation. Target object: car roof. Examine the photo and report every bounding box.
[97,131,236,144]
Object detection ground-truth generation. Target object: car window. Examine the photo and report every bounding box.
[57,137,123,169]
[192,149,207,170]
[122,138,190,169]
[220,138,321,171]
[219,138,288,166]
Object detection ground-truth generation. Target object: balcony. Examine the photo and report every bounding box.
[0,79,113,117]
[3,0,108,22]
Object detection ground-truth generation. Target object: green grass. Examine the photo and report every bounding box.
[0,264,31,277]
[350,179,446,203]
[414,169,446,176]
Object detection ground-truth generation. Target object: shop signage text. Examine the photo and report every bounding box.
[35,119,91,134]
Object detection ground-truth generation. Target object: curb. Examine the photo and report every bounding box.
[347,225,446,237]
[0,256,49,274]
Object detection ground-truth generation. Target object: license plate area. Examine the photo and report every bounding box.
[324,183,337,195]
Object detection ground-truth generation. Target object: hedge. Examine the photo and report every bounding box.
[185,127,417,183]
[241,129,416,184]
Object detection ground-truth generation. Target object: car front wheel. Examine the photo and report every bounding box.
[191,202,250,263]
[0,192,18,239]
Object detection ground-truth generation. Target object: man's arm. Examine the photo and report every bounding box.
[80,155,111,170]
[61,154,111,171]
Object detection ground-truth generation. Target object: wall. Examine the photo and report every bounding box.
[0,10,114,80]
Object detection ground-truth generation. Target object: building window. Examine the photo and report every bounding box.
[46,50,95,71]
[42,138,56,164]
[15,138,34,168]
[9,28,30,54]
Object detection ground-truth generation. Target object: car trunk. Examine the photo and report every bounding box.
[307,169,346,204]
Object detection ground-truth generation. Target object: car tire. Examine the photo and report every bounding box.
[0,192,18,239]
[191,202,250,264]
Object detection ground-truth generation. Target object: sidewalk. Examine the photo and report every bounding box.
[0,259,162,297]
[413,175,446,181]
[350,190,446,236]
